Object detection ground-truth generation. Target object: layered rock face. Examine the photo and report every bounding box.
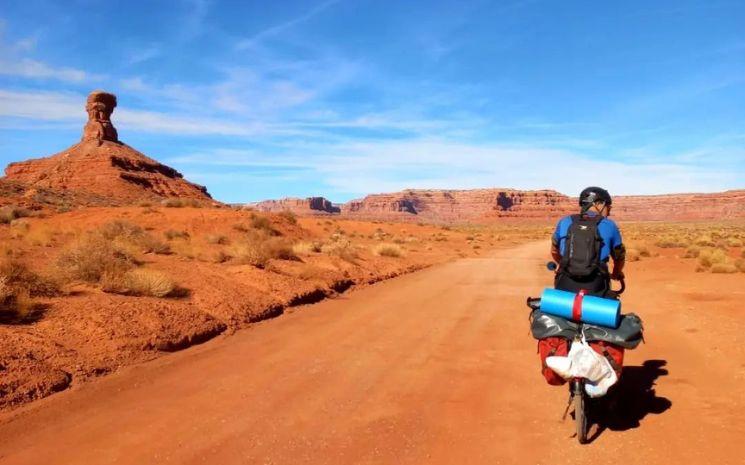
[250,197,340,214]
[3,91,211,204]
[252,188,745,223]
[343,189,574,221]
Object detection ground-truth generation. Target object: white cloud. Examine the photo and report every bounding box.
[171,139,744,198]
[0,89,82,120]
[0,58,95,83]
[0,89,262,136]
[125,45,161,65]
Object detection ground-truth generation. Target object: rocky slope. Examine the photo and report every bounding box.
[251,188,745,222]
[3,91,212,205]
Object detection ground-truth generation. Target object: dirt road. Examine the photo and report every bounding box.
[0,241,742,464]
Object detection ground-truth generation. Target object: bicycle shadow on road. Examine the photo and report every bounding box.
[589,359,672,441]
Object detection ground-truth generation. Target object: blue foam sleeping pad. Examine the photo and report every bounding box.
[540,288,621,328]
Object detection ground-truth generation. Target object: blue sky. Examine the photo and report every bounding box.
[0,0,743,203]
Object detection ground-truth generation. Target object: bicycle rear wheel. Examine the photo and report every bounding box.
[574,380,588,444]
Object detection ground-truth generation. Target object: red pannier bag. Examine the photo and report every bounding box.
[538,337,569,385]
[588,340,624,378]
[538,339,624,385]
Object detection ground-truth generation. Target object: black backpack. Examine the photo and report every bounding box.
[560,214,604,278]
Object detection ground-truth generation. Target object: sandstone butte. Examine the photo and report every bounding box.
[2,90,212,205]
[250,188,745,222]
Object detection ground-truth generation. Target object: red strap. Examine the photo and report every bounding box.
[572,289,586,322]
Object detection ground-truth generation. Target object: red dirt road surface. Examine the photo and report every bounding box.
[0,241,743,464]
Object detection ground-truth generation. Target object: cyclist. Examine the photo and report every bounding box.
[550,186,626,297]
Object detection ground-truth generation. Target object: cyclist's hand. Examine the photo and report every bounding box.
[611,270,625,281]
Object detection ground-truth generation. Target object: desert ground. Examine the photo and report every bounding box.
[0,214,743,464]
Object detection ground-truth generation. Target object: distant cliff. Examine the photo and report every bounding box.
[248,188,745,222]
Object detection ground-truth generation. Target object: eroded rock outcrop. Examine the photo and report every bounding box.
[3,91,212,204]
[250,197,341,214]
[253,188,745,223]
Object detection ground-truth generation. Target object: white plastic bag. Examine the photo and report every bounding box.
[545,337,618,398]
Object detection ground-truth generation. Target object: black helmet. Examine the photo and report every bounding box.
[579,186,612,207]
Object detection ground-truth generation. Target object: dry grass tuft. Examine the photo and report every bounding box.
[162,198,202,208]
[710,263,738,274]
[278,210,298,225]
[56,234,137,283]
[231,236,297,268]
[321,240,358,262]
[205,234,230,245]
[373,243,403,258]
[102,268,180,297]
[697,248,727,269]
[165,229,190,240]
[293,241,323,255]
[683,246,700,258]
[0,205,33,224]
[625,248,641,262]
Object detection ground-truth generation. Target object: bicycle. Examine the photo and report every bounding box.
[528,262,625,444]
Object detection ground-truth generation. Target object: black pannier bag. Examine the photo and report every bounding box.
[529,309,643,349]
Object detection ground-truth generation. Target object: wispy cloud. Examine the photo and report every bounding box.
[0,89,260,136]
[125,44,161,65]
[0,57,94,83]
[235,0,341,50]
[169,138,744,200]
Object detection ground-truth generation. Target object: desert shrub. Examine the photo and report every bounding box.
[0,258,60,298]
[250,215,274,232]
[102,268,178,297]
[161,198,202,208]
[655,236,687,248]
[0,276,33,319]
[625,249,640,262]
[9,219,30,238]
[210,250,231,264]
[373,243,403,257]
[735,259,745,273]
[56,234,136,283]
[278,210,298,224]
[634,243,652,257]
[165,229,190,240]
[694,235,715,247]
[232,222,250,233]
[0,205,32,224]
[727,238,744,247]
[293,241,323,255]
[99,220,144,240]
[710,263,738,274]
[205,234,229,245]
[683,246,700,258]
[97,220,170,254]
[231,237,296,268]
[698,248,727,269]
[321,240,358,262]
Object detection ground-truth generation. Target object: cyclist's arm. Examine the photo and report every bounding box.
[551,238,562,263]
[551,221,563,263]
[609,225,625,279]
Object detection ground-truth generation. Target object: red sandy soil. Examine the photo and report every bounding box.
[0,206,496,411]
[0,240,742,464]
